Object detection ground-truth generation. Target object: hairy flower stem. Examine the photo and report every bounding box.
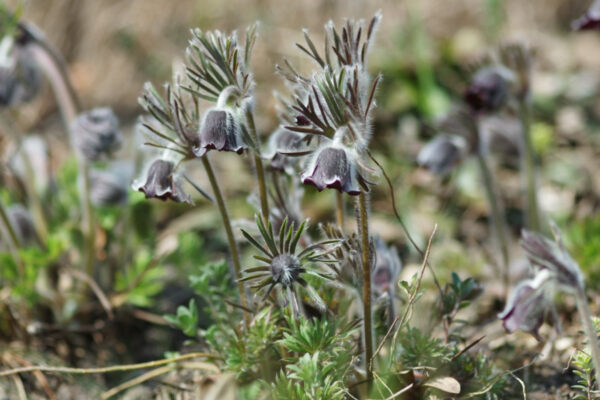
[244,108,269,222]
[575,288,600,389]
[336,191,345,228]
[519,100,540,232]
[0,199,23,274]
[357,191,374,387]
[476,152,510,292]
[29,40,95,276]
[201,155,250,328]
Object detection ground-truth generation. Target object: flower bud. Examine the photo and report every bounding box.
[195,108,247,157]
[132,159,192,204]
[417,134,468,176]
[301,145,361,195]
[464,67,511,113]
[71,107,122,161]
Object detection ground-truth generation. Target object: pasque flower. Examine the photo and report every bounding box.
[301,140,370,196]
[71,107,122,161]
[417,134,468,176]
[0,36,41,108]
[499,225,585,338]
[572,0,600,30]
[132,159,192,204]
[464,66,512,113]
[373,237,402,294]
[265,128,305,172]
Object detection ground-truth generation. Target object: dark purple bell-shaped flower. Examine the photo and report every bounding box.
[373,237,402,294]
[266,128,305,172]
[195,108,247,157]
[7,204,38,246]
[71,107,122,161]
[464,67,511,113]
[132,159,192,204]
[301,145,361,195]
[498,269,554,340]
[0,46,41,108]
[417,134,468,176]
[572,0,600,30]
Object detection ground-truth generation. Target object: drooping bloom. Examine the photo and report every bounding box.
[132,159,192,204]
[572,0,600,30]
[373,237,402,294]
[6,204,38,246]
[265,128,305,172]
[498,269,554,340]
[0,37,41,108]
[89,163,133,206]
[499,224,585,338]
[301,144,367,195]
[71,107,122,161]
[195,108,246,157]
[417,134,468,176]
[240,215,340,314]
[464,66,512,113]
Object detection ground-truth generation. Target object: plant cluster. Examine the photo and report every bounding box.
[1,2,600,399]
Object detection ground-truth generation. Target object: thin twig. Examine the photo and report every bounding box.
[0,352,219,378]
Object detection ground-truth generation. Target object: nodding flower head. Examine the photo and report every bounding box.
[132,159,192,204]
[71,107,122,161]
[301,141,369,195]
[499,223,583,339]
[572,0,600,30]
[464,66,512,113]
[196,107,247,157]
[417,134,468,176]
[89,163,132,207]
[520,225,584,291]
[240,216,340,313]
[373,237,402,294]
[0,39,41,108]
[6,204,38,246]
[498,269,555,340]
[265,128,306,172]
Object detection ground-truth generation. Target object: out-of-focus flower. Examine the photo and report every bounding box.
[7,135,50,194]
[498,269,554,340]
[71,107,122,161]
[241,216,339,313]
[265,128,305,172]
[132,159,192,204]
[520,227,584,291]
[196,108,246,157]
[0,37,41,108]
[478,114,522,166]
[89,162,133,206]
[417,134,468,176]
[572,0,600,30]
[6,204,38,246]
[464,66,513,113]
[373,237,402,294]
[499,224,584,339]
[301,143,368,195]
